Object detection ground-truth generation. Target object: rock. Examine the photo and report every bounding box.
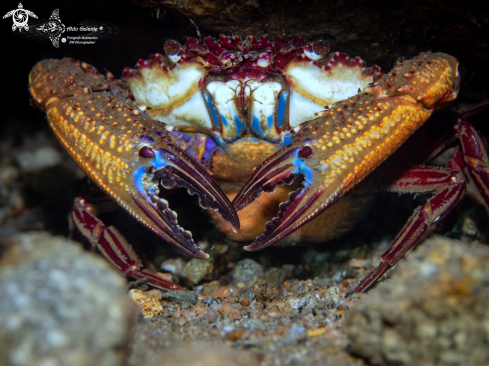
[253,279,284,303]
[345,236,489,366]
[0,232,132,366]
[230,258,264,285]
[129,289,164,318]
[15,146,62,172]
[146,342,260,366]
[264,267,287,283]
[160,257,186,281]
[161,290,199,305]
[181,244,229,286]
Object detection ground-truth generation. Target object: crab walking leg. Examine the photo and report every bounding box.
[73,197,184,291]
[457,119,489,204]
[355,159,466,292]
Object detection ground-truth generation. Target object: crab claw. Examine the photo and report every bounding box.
[234,52,460,251]
[132,141,240,258]
[233,139,331,251]
[29,58,239,259]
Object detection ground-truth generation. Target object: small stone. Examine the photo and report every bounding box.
[174,317,186,326]
[145,289,163,300]
[240,298,250,307]
[203,311,218,323]
[202,285,238,299]
[264,267,286,283]
[230,258,264,285]
[348,258,368,268]
[218,299,242,320]
[161,290,199,305]
[182,258,214,285]
[155,272,174,283]
[253,279,284,303]
[15,146,62,172]
[129,289,164,318]
[160,257,186,277]
[235,281,247,290]
[181,244,230,285]
[226,330,246,341]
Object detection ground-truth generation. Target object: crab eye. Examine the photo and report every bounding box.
[139,146,155,158]
[298,145,313,159]
[257,52,272,67]
[164,40,182,63]
[304,39,330,61]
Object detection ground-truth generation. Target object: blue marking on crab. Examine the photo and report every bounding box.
[277,91,288,129]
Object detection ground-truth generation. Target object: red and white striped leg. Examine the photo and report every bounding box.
[457,119,489,204]
[355,154,466,292]
[72,196,184,291]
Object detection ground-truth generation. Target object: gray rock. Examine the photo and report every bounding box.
[230,258,264,285]
[145,342,260,366]
[264,267,286,283]
[15,146,62,172]
[161,290,199,305]
[0,232,132,366]
[345,236,489,366]
[181,244,229,286]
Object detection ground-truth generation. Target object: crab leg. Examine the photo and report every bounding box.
[29,58,239,260]
[233,53,460,251]
[355,119,489,291]
[72,196,184,291]
[354,159,466,292]
[457,119,489,204]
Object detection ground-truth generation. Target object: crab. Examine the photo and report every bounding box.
[29,34,489,292]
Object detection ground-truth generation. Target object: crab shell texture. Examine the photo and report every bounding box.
[121,35,386,243]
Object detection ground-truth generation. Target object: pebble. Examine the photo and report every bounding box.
[264,267,287,283]
[129,289,163,318]
[230,258,264,285]
[181,244,229,285]
[0,232,132,366]
[253,279,285,303]
[15,146,62,172]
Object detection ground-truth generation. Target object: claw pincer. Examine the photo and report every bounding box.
[234,53,460,251]
[29,59,239,261]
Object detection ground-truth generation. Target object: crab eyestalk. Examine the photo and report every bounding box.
[233,53,460,250]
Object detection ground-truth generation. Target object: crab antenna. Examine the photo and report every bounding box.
[188,17,202,42]
[281,8,285,39]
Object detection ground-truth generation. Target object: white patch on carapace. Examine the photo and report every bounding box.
[207,80,240,104]
[285,60,373,127]
[249,81,282,104]
[127,62,209,129]
[149,91,212,129]
[288,93,325,127]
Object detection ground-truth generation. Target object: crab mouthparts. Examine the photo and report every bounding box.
[133,143,239,258]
